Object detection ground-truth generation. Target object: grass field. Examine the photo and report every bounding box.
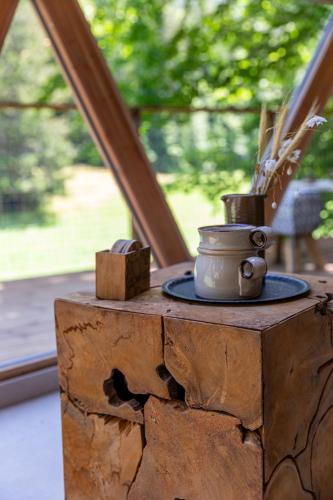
[0,166,226,281]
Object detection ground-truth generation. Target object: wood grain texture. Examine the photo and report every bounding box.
[0,0,18,52]
[96,247,150,300]
[61,393,143,500]
[310,406,333,499]
[164,317,262,429]
[264,458,313,500]
[55,263,333,498]
[263,306,333,497]
[65,288,319,332]
[128,396,262,500]
[32,0,190,267]
[55,300,171,423]
[295,363,333,498]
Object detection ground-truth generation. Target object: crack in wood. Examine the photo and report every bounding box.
[126,423,146,499]
[265,365,333,496]
[295,366,333,460]
[225,343,228,368]
[315,302,328,315]
[160,316,185,400]
[63,320,103,335]
[60,325,76,374]
[306,403,333,493]
[293,432,299,451]
[237,424,263,448]
[264,455,315,498]
[317,357,333,374]
[61,388,113,421]
[156,364,185,401]
[60,318,109,399]
[61,391,143,499]
[111,332,133,347]
[60,319,104,377]
[103,368,149,411]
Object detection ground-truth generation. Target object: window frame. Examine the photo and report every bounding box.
[0,350,58,408]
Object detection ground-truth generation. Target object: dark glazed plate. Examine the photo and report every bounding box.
[162,273,310,305]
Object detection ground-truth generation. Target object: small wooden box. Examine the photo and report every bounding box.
[55,262,333,499]
[95,245,150,300]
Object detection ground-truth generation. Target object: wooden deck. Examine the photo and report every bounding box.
[1,239,333,364]
[0,271,94,363]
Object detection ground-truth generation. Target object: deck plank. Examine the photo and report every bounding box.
[0,272,94,362]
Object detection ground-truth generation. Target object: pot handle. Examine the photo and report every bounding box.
[239,256,267,297]
[240,256,267,279]
[249,226,273,249]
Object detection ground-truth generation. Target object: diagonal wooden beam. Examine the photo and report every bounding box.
[265,15,333,223]
[31,0,190,267]
[0,0,19,52]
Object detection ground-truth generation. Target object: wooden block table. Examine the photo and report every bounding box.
[55,262,333,499]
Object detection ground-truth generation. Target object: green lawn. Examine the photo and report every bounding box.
[0,167,225,281]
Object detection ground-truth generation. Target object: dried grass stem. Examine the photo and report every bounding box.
[270,106,288,160]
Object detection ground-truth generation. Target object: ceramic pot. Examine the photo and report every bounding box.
[221,194,266,226]
[194,223,273,300]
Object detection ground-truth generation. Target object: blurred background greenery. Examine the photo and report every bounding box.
[1,0,333,278]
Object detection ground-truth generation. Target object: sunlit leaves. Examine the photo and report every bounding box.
[75,0,333,109]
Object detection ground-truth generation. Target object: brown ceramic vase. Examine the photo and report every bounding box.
[221,194,266,226]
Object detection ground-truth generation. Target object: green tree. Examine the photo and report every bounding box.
[34,0,333,195]
[78,0,331,107]
[75,0,333,182]
[0,1,74,212]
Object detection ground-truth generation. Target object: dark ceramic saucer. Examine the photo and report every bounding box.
[162,273,310,305]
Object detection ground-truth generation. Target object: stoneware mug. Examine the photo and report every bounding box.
[194,224,273,300]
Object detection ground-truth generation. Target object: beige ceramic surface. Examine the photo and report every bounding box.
[194,224,273,299]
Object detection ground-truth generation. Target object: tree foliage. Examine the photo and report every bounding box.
[0,1,74,212]
[74,0,333,192]
[78,0,331,107]
[2,0,333,212]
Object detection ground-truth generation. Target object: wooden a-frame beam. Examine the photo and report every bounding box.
[0,0,19,51]
[14,0,189,267]
[265,15,333,223]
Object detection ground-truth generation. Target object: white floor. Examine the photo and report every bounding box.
[0,392,64,500]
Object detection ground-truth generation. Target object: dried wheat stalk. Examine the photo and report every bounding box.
[251,101,327,200]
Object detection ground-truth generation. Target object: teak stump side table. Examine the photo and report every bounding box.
[55,262,333,499]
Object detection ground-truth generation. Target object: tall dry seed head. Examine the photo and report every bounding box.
[251,102,327,207]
